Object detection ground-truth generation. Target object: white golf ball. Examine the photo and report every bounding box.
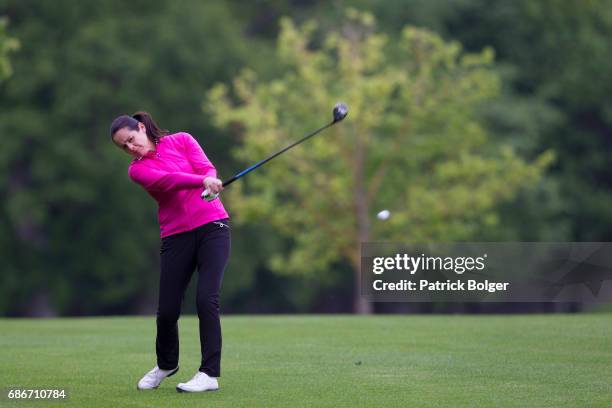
[377,209,391,220]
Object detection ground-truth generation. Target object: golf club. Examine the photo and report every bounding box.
[201,102,349,201]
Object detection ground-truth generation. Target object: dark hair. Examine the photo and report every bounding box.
[109,111,168,144]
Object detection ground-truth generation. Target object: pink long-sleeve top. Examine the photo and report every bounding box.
[128,132,229,238]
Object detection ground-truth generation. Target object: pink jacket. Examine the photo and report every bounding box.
[128,132,229,238]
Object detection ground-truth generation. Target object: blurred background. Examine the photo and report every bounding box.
[1,0,611,316]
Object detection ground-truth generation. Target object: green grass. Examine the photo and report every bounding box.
[0,315,611,407]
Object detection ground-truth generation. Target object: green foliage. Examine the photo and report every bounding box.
[0,16,18,81]
[0,0,254,315]
[423,0,612,240]
[207,10,552,306]
[270,0,612,243]
[511,0,612,240]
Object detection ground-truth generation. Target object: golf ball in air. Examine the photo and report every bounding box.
[377,209,391,220]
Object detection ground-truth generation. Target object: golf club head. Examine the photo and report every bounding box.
[333,102,349,123]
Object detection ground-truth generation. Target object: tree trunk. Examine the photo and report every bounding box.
[354,268,373,314]
[353,131,373,314]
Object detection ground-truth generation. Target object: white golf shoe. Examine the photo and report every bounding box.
[137,365,179,390]
[176,371,219,393]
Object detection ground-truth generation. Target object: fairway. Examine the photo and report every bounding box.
[1,315,610,407]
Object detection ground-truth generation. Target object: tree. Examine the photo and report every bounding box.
[0,15,19,314]
[207,9,553,313]
[0,0,253,315]
[0,16,18,81]
[428,0,612,241]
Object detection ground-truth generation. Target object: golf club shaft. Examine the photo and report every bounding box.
[202,101,348,200]
[221,121,334,187]
[202,120,336,201]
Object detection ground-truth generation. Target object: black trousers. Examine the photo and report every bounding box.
[156,219,231,377]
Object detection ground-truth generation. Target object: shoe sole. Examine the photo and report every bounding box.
[136,366,179,390]
[176,386,219,393]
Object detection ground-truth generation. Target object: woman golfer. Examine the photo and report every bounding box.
[110,112,230,393]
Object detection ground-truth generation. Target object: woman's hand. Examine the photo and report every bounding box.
[203,177,224,194]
